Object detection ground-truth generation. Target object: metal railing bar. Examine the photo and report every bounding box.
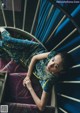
[49,1,80,34]
[59,107,68,113]
[22,0,27,30]
[58,93,80,102]
[12,0,16,28]
[1,3,7,26]
[46,5,54,21]
[68,45,80,53]
[46,15,66,43]
[72,64,80,68]
[52,28,77,50]
[5,26,47,50]
[60,81,80,83]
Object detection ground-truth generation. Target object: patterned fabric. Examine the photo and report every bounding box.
[48,50,57,59]
[33,50,57,80]
[0,47,10,60]
[33,50,58,93]
[0,29,58,94]
[1,30,46,68]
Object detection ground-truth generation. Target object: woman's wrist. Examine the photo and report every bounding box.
[29,87,33,92]
[26,74,30,77]
[27,73,31,78]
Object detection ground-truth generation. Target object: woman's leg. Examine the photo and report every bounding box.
[0,27,10,38]
[1,28,46,62]
[0,28,46,52]
[1,28,39,47]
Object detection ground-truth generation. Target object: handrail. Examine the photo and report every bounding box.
[58,93,80,102]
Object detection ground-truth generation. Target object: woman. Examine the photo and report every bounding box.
[0,27,73,111]
[23,50,73,111]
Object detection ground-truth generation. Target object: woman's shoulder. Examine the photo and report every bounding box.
[48,50,57,59]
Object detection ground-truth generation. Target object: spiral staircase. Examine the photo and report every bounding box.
[0,0,80,113]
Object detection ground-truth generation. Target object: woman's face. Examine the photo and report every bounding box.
[46,54,63,74]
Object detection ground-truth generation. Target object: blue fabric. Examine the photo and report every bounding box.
[57,36,80,52]
[64,103,80,113]
[55,5,80,36]
[42,9,60,42]
[40,78,55,93]
[71,48,80,65]
[35,0,50,38]
[35,0,61,42]
[39,9,55,41]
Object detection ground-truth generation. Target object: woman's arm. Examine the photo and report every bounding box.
[27,52,50,77]
[23,52,50,86]
[25,79,48,111]
[23,55,37,86]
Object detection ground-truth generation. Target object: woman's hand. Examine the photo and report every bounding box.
[23,75,30,87]
[25,79,32,91]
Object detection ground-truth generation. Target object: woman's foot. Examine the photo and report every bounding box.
[0,27,10,40]
[0,27,5,33]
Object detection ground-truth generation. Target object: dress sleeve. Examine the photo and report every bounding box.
[42,77,57,93]
[48,50,57,60]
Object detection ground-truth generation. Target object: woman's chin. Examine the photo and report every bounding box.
[46,66,49,71]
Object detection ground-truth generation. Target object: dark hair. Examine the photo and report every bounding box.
[57,52,75,71]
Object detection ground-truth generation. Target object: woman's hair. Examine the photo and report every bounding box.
[57,51,75,71]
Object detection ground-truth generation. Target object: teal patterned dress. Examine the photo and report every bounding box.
[33,50,58,93]
[0,29,58,93]
[0,30,47,68]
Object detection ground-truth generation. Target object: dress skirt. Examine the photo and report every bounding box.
[0,29,47,68]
